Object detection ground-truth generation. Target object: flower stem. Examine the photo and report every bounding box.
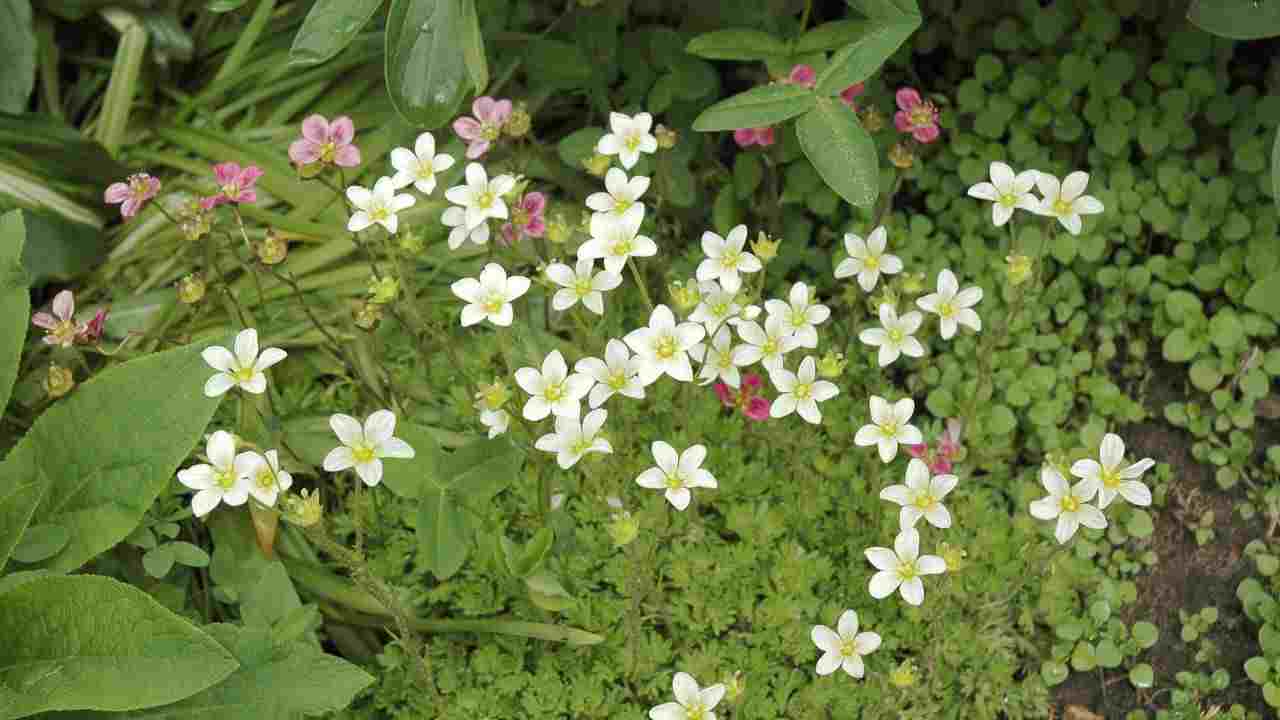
[628,258,655,312]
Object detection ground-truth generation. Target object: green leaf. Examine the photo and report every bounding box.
[1161,327,1200,363]
[1245,271,1280,320]
[0,112,130,187]
[443,436,525,501]
[143,544,176,578]
[1132,621,1159,649]
[1055,622,1084,641]
[692,84,817,132]
[9,522,69,564]
[512,527,554,578]
[170,540,210,568]
[1040,660,1068,686]
[685,28,786,60]
[418,486,471,580]
[733,152,763,199]
[1090,600,1112,624]
[1095,639,1123,668]
[557,127,605,168]
[796,99,878,207]
[459,0,487,94]
[385,0,469,128]
[1126,510,1155,539]
[379,423,444,499]
[1274,123,1280,214]
[17,209,105,285]
[1246,656,1271,685]
[1267,682,1280,708]
[796,19,873,53]
[0,210,29,416]
[0,0,35,113]
[526,38,592,90]
[813,18,919,96]
[288,0,382,67]
[0,574,238,716]
[0,477,43,573]
[1188,0,1280,39]
[3,338,224,572]
[206,0,250,11]
[525,572,574,612]
[1129,663,1155,689]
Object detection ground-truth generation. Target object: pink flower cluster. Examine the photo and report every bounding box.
[714,374,770,421]
[103,173,160,218]
[893,88,940,144]
[201,162,263,210]
[500,192,547,245]
[288,114,361,168]
[31,290,107,348]
[453,96,512,159]
[907,419,963,473]
[733,65,865,149]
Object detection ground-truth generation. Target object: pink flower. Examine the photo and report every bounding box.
[742,374,764,393]
[893,88,940,144]
[907,443,929,459]
[500,192,547,245]
[715,373,771,421]
[103,173,161,218]
[733,127,775,148]
[452,96,512,159]
[787,64,816,88]
[929,458,954,474]
[744,396,771,421]
[201,162,263,210]
[714,382,735,407]
[31,290,81,348]
[288,114,361,168]
[79,308,108,344]
[840,82,866,108]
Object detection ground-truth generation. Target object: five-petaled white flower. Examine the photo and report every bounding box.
[855,395,923,463]
[575,339,647,408]
[648,672,726,720]
[834,226,902,292]
[347,176,416,234]
[811,610,881,678]
[916,269,983,340]
[243,449,294,508]
[625,304,706,384]
[546,257,622,316]
[178,430,257,517]
[586,167,650,216]
[696,225,762,294]
[322,410,416,487]
[695,326,749,388]
[865,528,947,606]
[444,162,516,230]
[859,304,925,367]
[967,161,1039,227]
[450,263,531,327]
[879,458,958,530]
[389,131,455,195]
[765,281,830,348]
[769,356,839,424]
[688,280,742,334]
[534,408,613,469]
[578,204,656,274]
[1035,170,1104,236]
[1029,466,1107,544]
[442,205,491,249]
[479,408,510,439]
[515,349,593,420]
[597,111,658,170]
[635,441,717,511]
[1070,433,1154,510]
[202,328,287,397]
[733,314,799,374]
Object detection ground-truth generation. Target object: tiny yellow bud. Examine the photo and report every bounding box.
[1006,254,1034,286]
[282,488,323,528]
[256,230,288,265]
[860,106,885,133]
[817,351,847,379]
[399,229,426,254]
[43,364,75,399]
[607,510,640,548]
[888,142,915,169]
[177,200,212,242]
[504,106,532,138]
[583,153,611,177]
[177,273,206,304]
[939,542,967,572]
[353,301,383,330]
[724,671,746,703]
[367,276,399,305]
[669,280,701,312]
[900,271,926,295]
[546,212,573,244]
[655,124,678,150]
[889,660,917,688]
[752,231,780,263]
[474,379,510,411]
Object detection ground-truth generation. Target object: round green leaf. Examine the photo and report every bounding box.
[1129,663,1155,689]
[1126,510,1155,539]
[1246,657,1271,685]
[142,544,176,578]
[170,540,211,568]
[1132,621,1159,649]
[1041,660,1069,686]
[1266,682,1280,708]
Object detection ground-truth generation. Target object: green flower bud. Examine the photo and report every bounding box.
[889,660,918,688]
[752,231,779,263]
[367,276,399,305]
[547,212,573,244]
[655,124,678,149]
[607,510,640,548]
[256,230,288,265]
[177,273,206,304]
[399,229,426,254]
[817,351,847,379]
[353,301,383,330]
[1006,254,1034,286]
[282,488,323,528]
[583,153,611,177]
[669,280,701,312]
[475,379,510,411]
[43,363,75,399]
[504,106,532,138]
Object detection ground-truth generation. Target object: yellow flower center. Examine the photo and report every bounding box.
[614,197,633,213]
[716,352,734,370]
[793,382,813,400]
[233,366,256,383]
[686,703,708,720]
[570,437,593,456]
[864,255,881,271]
[720,250,740,269]
[543,382,566,403]
[888,328,905,343]
[839,638,858,658]
[416,163,434,181]
[711,301,730,317]
[897,559,919,580]
[654,335,677,360]
[762,338,778,356]
[1101,468,1122,490]
[1052,197,1072,216]
[879,421,899,438]
[998,191,1017,208]
[937,301,955,318]
[909,104,935,127]
[789,308,808,328]
[255,468,276,490]
[352,444,377,464]
[369,205,390,222]
[623,133,641,152]
[320,141,336,163]
[221,182,241,197]
[50,320,78,346]
[573,277,594,298]
[665,471,686,490]
[477,191,496,209]
[512,207,530,228]
[481,292,505,314]
[912,490,937,510]
[607,369,629,390]
[214,468,237,490]
[1060,495,1080,513]
[611,236,633,257]
[481,122,501,142]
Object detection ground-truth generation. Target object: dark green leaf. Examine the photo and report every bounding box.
[525,572,574,612]
[796,19,873,53]
[526,38,592,90]
[685,28,786,60]
[18,209,104,284]
[385,0,469,127]
[813,18,919,96]
[378,423,443,499]
[142,544,176,578]
[556,127,605,168]
[1274,124,1280,214]
[1129,663,1155,688]
[0,478,44,573]
[0,209,29,415]
[1040,660,1068,686]
[289,0,383,67]
[140,11,195,63]
[512,527,554,578]
[0,0,36,113]
[459,0,488,93]
[445,436,525,500]
[206,0,250,11]
[796,98,878,207]
[1245,271,1280,320]
[1132,621,1159,649]
[418,486,470,580]
[170,540,210,568]
[1188,0,1280,39]
[11,523,70,564]
[692,84,817,132]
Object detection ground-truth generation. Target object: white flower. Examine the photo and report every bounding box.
[450,263,531,327]
[636,441,717,511]
[879,458,958,530]
[769,356,839,424]
[575,339,646,408]
[322,410,415,487]
[242,449,294,507]
[1034,170,1104,236]
[855,396,923,463]
[966,161,1039,227]
[833,226,902,292]
[1029,466,1107,544]
[859,304,925,367]
[534,408,613,469]
[733,314,799,374]
[347,176,416,234]
[514,349,593,420]
[624,304,706,384]
[695,326,750,387]
[586,167,650,216]
[202,328,287,397]
[479,408,510,439]
[865,528,947,606]
[1070,433,1155,510]
[546,257,622,316]
[444,162,517,230]
[442,205,490,249]
[811,610,881,678]
[648,672,726,720]
[764,281,830,348]
[916,269,982,340]
[389,131,455,195]
[578,204,656,274]
[597,111,657,170]
[688,280,741,334]
[177,430,257,517]
[696,225,762,294]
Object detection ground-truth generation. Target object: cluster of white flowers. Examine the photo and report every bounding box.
[967,161,1104,235]
[1030,433,1154,544]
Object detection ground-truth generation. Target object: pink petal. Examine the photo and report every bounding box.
[301,114,329,144]
[492,99,513,122]
[235,190,257,204]
[742,373,763,391]
[465,139,490,159]
[788,64,816,88]
[745,397,771,420]
[120,198,141,218]
[757,127,776,146]
[212,162,241,184]
[52,290,74,321]
[499,223,517,246]
[200,195,224,210]
[913,124,940,144]
[141,176,161,199]
[714,382,733,406]
[907,443,928,458]
[289,139,322,165]
[472,96,497,123]
[894,111,913,133]
[453,116,482,141]
[236,165,264,188]
[104,182,131,204]
[329,116,355,145]
[522,192,547,215]
[524,217,546,237]
[31,312,57,330]
[333,144,362,167]
[895,87,921,111]
[733,128,757,147]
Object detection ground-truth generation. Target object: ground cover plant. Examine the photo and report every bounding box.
[1,0,1279,718]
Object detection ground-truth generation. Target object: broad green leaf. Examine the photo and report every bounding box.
[0,0,35,113]
[0,112,130,187]
[170,540,210,568]
[1245,271,1280,320]
[289,0,383,67]
[18,209,104,284]
[142,544,176,578]
[796,99,878,207]
[418,486,470,580]
[556,126,605,167]
[692,84,817,132]
[206,0,250,11]
[380,424,443,499]
[813,18,919,95]
[385,0,469,128]
[685,28,786,60]
[846,0,921,21]
[1188,0,1280,39]
[0,478,43,574]
[1094,639,1123,668]
[208,511,303,630]
[511,527,554,578]
[1267,682,1280,708]
[525,572,574,612]
[443,436,525,501]
[3,338,224,572]
[796,19,873,53]
[10,523,70,564]
[0,210,29,415]
[0,574,238,717]
[459,0,487,93]
[1246,657,1270,685]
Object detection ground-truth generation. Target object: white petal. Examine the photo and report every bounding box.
[202,345,236,373]
[330,413,364,445]
[323,446,355,472]
[899,577,924,606]
[864,547,897,571]
[868,570,900,599]
[203,373,236,398]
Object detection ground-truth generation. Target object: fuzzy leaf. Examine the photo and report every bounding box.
[692,84,817,132]
[288,0,383,67]
[796,98,878,207]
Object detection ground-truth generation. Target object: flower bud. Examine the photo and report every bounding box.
[655,124,678,149]
[367,276,399,305]
[282,488,323,528]
[177,273,206,304]
[817,351,847,379]
[900,271,926,295]
[353,301,383,330]
[504,105,532,138]
[176,200,212,242]
[546,212,573,244]
[474,379,510,411]
[888,142,915,169]
[583,153,611,177]
[860,106,885,133]
[752,231,779,263]
[43,364,74,398]
[669,280,701,312]
[607,510,640,548]
[723,671,746,703]
[939,542,967,572]
[398,229,426,254]
[1006,254,1033,286]
[889,660,917,688]
[256,230,288,265]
